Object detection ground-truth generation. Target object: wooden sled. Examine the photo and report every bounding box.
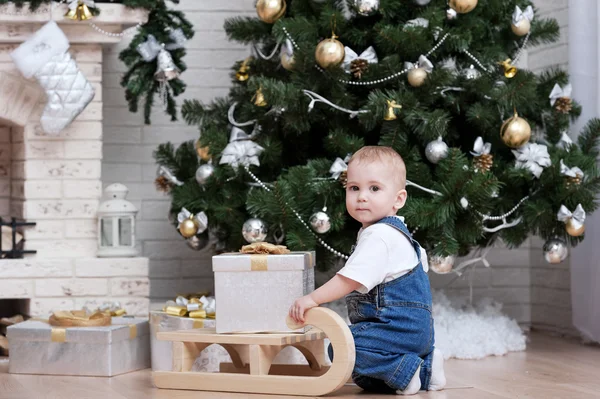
[152,307,355,396]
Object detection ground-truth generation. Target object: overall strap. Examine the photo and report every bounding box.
[375,216,422,263]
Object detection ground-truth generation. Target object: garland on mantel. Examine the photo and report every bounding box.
[1,0,194,124]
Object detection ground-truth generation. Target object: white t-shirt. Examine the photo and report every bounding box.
[337,217,428,294]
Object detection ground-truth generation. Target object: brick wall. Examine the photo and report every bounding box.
[102,0,574,331]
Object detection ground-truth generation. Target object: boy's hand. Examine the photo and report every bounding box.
[289,295,318,324]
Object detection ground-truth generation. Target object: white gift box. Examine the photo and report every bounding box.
[7,316,150,377]
[150,310,315,372]
[213,251,315,333]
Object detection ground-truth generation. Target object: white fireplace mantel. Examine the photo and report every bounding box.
[0,3,151,317]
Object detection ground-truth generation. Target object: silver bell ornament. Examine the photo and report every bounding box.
[195,163,214,185]
[543,238,568,264]
[425,136,449,164]
[309,208,332,234]
[186,232,210,251]
[155,47,180,82]
[242,217,268,243]
[429,254,456,274]
[353,0,379,16]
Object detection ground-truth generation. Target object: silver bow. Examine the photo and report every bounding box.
[557,131,574,150]
[200,295,216,316]
[177,208,209,234]
[68,0,95,9]
[405,18,429,29]
[220,127,264,168]
[557,204,585,225]
[157,165,183,186]
[281,39,294,57]
[404,55,434,73]
[446,8,457,19]
[342,46,378,74]
[549,83,572,106]
[512,5,534,25]
[137,29,187,62]
[560,159,584,179]
[512,143,551,178]
[329,157,349,179]
[470,137,491,156]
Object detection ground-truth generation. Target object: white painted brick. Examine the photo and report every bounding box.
[13,180,63,200]
[136,220,181,240]
[503,304,532,325]
[19,141,65,159]
[531,267,571,289]
[104,126,142,144]
[65,219,97,238]
[180,256,214,278]
[23,160,101,179]
[103,106,145,127]
[122,183,167,201]
[102,164,142,182]
[22,220,64,240]
[0,259,72,278]
[63,180,102,199]
[75,257,149,277]
[430,267,492,289]
[63,140,103,160]
[149,259,181,278]
[0,127,10,142]
[150,277,214,298]
[30,298,77,317]
[74,297,150,317]
[24,121,103,141]
[110,277,150,296]
[10,161,24,179]
[23,199,98,219]
[35,278,108,297]
[492,268,531,287]
[103,144,155,163]
[532,287,571,308]
[24,239,97,258]
[0,279,33,298]
[141,200,171,220]
[142,125,199,144]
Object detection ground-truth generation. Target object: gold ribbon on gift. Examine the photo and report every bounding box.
[129,324,137,339]
[49,310,112,327]
[162,295,216,320]
[240,242,290,271]
[51,328,67,343]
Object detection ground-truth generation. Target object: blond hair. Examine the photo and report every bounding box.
[348,146,406,188]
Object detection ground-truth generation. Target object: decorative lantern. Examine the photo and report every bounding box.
[97,183,138,257]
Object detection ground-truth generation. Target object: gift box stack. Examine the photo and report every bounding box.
[7,306,150,377]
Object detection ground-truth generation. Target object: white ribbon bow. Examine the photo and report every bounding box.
[470,137,491,156]
[512,143,551,178]
[560,159,584,179]
[557,204,585,225]
[404,55,434,73]
[68,0,95,10]
[329,157,349,179]
[557,131,574,150]
[200,295,216,315]
[281,39,294,57]
[137,29,187,62]
[342,46,378,73]
[405,18,429,29]
[512,5,534,25]
[549,83,572,106]
[220,127,264,168]
[97,301,121,313]
[177,208,209,234]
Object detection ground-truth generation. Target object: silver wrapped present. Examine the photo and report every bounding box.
[213,251,315,333]
[7,316,150,377]
[150,310,320,372]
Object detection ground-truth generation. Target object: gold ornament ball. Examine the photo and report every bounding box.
[500,113,531,148]
[256,0,286,24]
[566,219,585,237]
[315,37,345,69]
[179,218,199,238]
[449,0,478,13]
[511,19,531,36]
[281,53,295,71]
[407,67,428,87]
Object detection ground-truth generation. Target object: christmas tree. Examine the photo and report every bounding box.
[154,0,600,273]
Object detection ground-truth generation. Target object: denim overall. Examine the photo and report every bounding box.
[341,216,435,393]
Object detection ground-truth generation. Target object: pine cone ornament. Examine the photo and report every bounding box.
[566,174,582,188]
[339,170,348,188]
[155,175,172,193]
[554,97,572,114]
[350,58,369,79]
[473,153,493,172]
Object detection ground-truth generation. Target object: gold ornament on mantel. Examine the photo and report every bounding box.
[384,100,403,121]
[500,111,531,148]
[499,59,518,78]
[557,204,586,237]
[448,0,478,14]
[236,57,251,82]
[252,86,268,107]
[65,0,94,21]
[179,218,199,238]
[256,0,287,24]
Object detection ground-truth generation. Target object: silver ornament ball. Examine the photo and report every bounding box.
[186,233,210,251]
[195,163,214,185]
[242,217,268,243]
[309,210,331,234]
[463,64,481,80]
[429,254,456,274]
[414,0,432,5]
[543,238,569,264]
[425,137,449,164]
[354,0,379,16]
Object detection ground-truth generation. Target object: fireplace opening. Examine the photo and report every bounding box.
[0,299,30,357]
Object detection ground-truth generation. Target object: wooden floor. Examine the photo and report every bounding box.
[1,332,599,399]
